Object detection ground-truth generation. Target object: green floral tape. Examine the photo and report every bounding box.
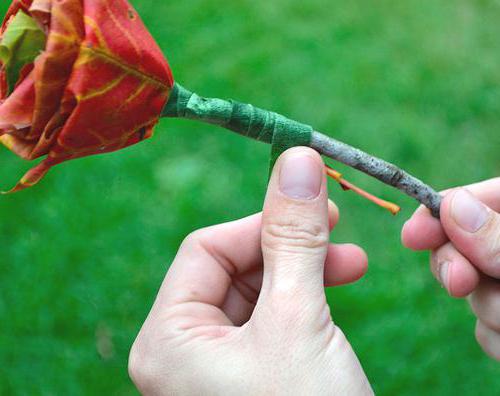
[162,83,313,174]
[269,115,312,173]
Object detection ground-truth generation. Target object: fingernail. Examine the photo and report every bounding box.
[439,261,450,289]
[451,189,489,233]
[279,152,322,200]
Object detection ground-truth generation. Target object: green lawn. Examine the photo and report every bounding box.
[1,0,499,394]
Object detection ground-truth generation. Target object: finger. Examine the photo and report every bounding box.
[259,147,330,307]
[157,213,263,311]
[159,198,340,326]
[441,189,500,278]
[402,178,500,251]
[324,243,368,287]
[220,279,260,326]
[430,242,480,297]
[222,242,368,324]
[469,277,500,333]
[175,200,339,303]
[215,201,341,297]
[402,211,447,251]
[475,320,500,361]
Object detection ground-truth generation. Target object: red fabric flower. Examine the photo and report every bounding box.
[0,0,174,192]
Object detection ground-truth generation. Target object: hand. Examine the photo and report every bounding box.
[129,147,373,395]
[402,178,500,360]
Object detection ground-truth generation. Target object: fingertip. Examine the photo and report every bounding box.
[324,243,368,287]
[276,146,325,170]
[431,242,480,298]
[268,146,328,205]
[401,210,448,251]
[439,188,500,278]
[448,259,480,298]
[401,216,430,251]
[356,245,369,274]
[401,219,417,250]
[347,244,369,281]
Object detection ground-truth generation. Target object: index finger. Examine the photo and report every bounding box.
[402,178,500,251]
[158,213,263,309]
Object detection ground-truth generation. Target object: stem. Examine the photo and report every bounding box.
[162,83,442,218]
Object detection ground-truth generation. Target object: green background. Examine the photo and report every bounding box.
[1,0,499,394]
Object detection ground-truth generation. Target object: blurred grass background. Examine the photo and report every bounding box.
[1,0,499,394]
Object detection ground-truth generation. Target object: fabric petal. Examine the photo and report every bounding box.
[83,0,173,85]
[45,0,172,163]
[2,156,53,194]
[0,70,35,135]
[0,133,36,159]
[1,0,175,192]
[28,0,84,140]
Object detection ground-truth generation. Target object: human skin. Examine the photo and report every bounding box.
[402,178,500,360]
[129,147,373,395]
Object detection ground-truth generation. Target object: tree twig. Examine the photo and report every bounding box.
[311,132,441,217]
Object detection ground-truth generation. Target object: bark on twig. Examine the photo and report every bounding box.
[311,132,442,217]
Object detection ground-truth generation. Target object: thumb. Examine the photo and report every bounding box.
[259,147,329,307]
[441,188,500,278]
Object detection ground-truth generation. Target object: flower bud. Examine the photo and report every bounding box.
[0,0,174,192]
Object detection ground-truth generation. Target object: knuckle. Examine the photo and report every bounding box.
[128,340,153,387]
[128,334,166,392]
[181,229,204,247]
[329,325,350,351]
[262,218,329,252]
[180,227,213,252]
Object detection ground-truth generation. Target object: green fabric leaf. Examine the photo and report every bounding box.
[0,10,46,94]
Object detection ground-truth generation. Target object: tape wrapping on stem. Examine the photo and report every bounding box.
[162,83,314,175]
